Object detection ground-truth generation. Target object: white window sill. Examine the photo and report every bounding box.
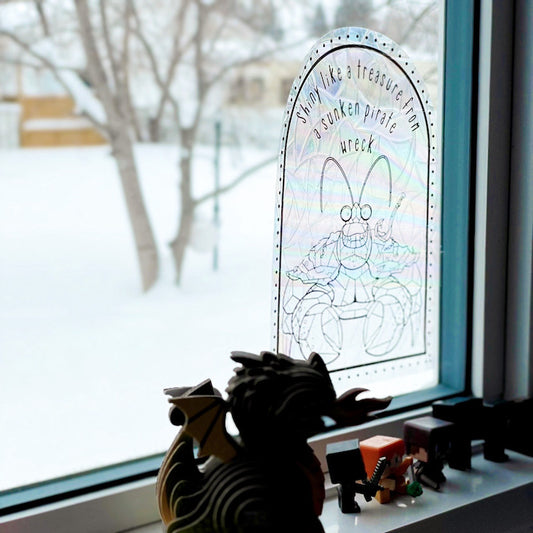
[320,449,533,533]
[124,450,533,533]
[2,409,531,533]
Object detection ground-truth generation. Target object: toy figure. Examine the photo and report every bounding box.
[326,439,387,513]
[506,398,533,457]
[359,435,422,504]
[481,399,510,463]
[156,351,392,533]
[403,415,455,489]
[432,396,509,470]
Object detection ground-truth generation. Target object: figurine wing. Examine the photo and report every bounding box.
[329,388,392,428]
[169,395,241,462]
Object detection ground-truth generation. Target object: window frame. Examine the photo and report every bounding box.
[0,0,471,516]
[3,0,531,528]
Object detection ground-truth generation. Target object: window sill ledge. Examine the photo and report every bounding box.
[2,447,531,533]
[320,449,533,533]
[127,450,533,533]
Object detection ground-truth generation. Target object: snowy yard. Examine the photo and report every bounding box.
[0,143,277,491]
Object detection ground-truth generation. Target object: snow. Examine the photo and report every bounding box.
[0,143,277,491]
[29,39,106,123]
[0,103,21,148]
[22,117,96,131]
[56,69,106,123]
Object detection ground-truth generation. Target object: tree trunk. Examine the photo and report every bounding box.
[112,127,159,291]
[74,0,159,292]
[170,128,195,285]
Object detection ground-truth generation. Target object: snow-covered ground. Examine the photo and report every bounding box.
[0,143,277,491]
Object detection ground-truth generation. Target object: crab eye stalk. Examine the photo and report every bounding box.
[360,203,372,221]
[340,204,352,222]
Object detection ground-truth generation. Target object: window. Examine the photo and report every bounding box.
[247,77,265,102]
[274,28,444,400]
[2,0,531,528]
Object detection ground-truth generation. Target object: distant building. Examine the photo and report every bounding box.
[0,62,105,148]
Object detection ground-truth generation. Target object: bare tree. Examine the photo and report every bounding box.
[127,0,300,284]
[1,0,300,287]
[74,0,159,291]
[1,0,159,291]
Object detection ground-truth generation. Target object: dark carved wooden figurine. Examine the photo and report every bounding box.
[156,351,392,532]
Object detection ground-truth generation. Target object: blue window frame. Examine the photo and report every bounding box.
[0,0,479,517]
[388,0,476,410]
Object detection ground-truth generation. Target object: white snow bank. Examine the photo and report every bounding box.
[22,117,96,131]
[0,143,277,491]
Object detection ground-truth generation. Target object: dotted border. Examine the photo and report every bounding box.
[272,27,439,383]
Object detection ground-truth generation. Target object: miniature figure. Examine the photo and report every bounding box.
[432,396,509,470]
[506,397,533,457]
[481,399,510,463]
[359,435,422,504]
[432,396,481,470]
[403,415,455,489]
[156,351,392,533]
[326,439,387,513]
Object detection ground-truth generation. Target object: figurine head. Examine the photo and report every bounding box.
[403,415,454,464]
[360,435,406,478]
[226,351,392,451]
[226,351,336,449]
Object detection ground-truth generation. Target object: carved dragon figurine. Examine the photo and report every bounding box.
[156,351,392,532]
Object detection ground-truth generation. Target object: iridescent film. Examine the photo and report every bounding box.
[273,28,440,396]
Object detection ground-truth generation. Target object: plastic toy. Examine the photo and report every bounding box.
[326,439,387,513]
[359,435,422,503]
[481,399,510,463]
[506,397,533,457]
[432,396,509,470]
[156,351,392,533]
[403,415,455,489]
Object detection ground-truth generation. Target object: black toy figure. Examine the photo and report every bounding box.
[326,439,387,513]
[403,416,455,490]
[156,351,392,533]
[432,396,509,470]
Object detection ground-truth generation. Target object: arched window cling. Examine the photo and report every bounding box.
[273,27,439,396]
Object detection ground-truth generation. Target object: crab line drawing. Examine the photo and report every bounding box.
[282,155,423,363]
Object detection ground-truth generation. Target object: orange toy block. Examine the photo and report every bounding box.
[360,435,414,503]
[360,435,405,477]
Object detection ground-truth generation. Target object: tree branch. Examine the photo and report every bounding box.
[0,26,109,134]
[205,37,308,91]
[119,0,143,140]
[0,54,75,72]
[74,0,116,123]
[33,0,50,37]
[399,2,437,44]
[0,28,69,89]
[130,0,194,132]
[205,1,232,58]
[194,155,277,206]
[98,0,120,92]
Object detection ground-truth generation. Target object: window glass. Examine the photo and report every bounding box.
[274,26,440,398]
[0,0,442,495]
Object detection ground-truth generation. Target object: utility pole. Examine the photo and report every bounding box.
[213,119,221,271]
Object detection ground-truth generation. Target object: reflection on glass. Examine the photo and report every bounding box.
[0,0,440,492]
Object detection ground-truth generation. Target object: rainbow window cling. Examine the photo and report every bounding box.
[273,27,439,397]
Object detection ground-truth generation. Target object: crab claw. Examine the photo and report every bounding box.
[328,387,392,428]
